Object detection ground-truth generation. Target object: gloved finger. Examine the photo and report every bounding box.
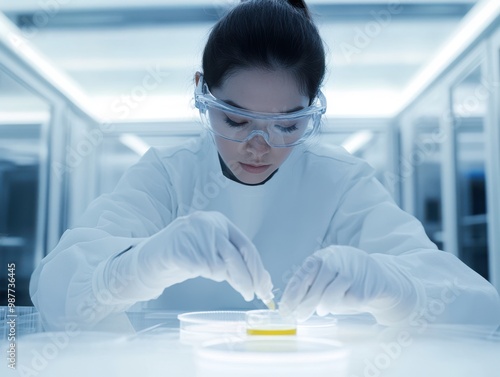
[316,274,353,316]
[239,244,273,302]
[280,255,321,317]
[225,220,273,301]
[215,235,255,301]
[294,265,337,322]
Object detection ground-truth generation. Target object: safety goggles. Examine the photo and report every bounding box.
[194,74,327,147]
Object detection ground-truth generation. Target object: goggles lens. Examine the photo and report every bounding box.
[195,75,326,147]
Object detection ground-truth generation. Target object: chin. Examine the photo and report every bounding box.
[238,172,270,185]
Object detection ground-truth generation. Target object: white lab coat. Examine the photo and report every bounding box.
[30,133,500,330]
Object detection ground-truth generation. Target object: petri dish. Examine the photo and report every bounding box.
[197,336,349,364]
[297,314,338,337]
[246,310,297,336]
[179,310,340,344]
[177,311,247,344]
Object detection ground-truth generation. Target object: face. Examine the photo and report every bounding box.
[208,69,309,185]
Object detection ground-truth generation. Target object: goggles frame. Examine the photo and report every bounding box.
[194,74,327,147]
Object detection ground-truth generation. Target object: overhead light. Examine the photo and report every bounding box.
[91,95,199,121]
[341,130,375,154]
[324,89,400,117]
[0,13,98,119]
[397,0,500,113]
[119,134,150,156]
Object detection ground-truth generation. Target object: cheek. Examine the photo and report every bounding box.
[214,137,239,160]
[273,148,294,165]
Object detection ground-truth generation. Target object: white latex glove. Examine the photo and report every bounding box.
[95,211,273,305]
[279,245,422,325]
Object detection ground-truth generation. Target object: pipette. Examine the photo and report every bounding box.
[265,299,276,311]
[259,291,276,310]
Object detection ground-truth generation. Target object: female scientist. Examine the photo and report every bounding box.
[30,0,500,330]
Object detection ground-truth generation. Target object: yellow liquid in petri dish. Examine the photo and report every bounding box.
[247,328,297,336]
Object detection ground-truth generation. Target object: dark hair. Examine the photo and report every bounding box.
[202,0,325,101]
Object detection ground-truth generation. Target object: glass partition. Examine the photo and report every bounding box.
[413,118,444,250]
[0,67,50,305]
[398,83,447,250]
[320,120,397,199]
[96,123,201,196]
[450,64,489,279]
[395,12,500,290]
[485,24,500,290]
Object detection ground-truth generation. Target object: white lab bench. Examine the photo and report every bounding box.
[1,306,499,377]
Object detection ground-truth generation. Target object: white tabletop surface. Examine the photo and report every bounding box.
[1,307,499,377]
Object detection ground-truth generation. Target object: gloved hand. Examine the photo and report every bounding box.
[96,211,273,305]
[279,245,422,325]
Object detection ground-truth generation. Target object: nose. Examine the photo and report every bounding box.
[244,133,271,156]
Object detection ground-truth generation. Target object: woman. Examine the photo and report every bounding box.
[30,0,500,330]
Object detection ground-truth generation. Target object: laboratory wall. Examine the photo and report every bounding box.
[0,68,49,305]
[0,20,99,305]
[396,20,500,290]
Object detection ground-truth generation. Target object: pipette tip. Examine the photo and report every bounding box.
[264,299,276,311]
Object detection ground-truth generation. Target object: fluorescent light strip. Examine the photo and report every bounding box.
[397,0,500,113]
[119,134,151,156]
[341,130,375,154]
[0,13,98,118]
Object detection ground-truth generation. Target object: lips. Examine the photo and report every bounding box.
[239,162,271,174]
[244,163,268,168]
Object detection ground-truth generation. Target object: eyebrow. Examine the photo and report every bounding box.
[223,99,305,113]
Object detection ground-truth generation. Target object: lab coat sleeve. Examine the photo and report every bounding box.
[326,160,500,328]
[30,148,175,330]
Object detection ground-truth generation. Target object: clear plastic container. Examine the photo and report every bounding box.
[298,314,338,337]
[177,310,340,343]
[196,336,349,364]
[177,311,247,344]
